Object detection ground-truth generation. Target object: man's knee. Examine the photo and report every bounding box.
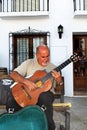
[38,91,54,105]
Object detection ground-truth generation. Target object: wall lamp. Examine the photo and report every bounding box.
[58,24,63,39]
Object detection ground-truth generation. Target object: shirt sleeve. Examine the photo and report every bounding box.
[14,60,29,77]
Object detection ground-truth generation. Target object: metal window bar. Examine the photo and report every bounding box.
[73,0,76,11]
[23,0,24,11]
[7,0,8,11]
[12,0,14,11]
[35,0,37,11]
[84,0,87,10]
[27,0,28,11]
[38,0,40,11]
[84,0,85,10]
[79,0,81,10]
[14,0,16,12]
[43,0,44,11]
[31,0,32,11]
[0,2,1,11]
[2,0,4,12]
[19,0,20,12]
[10,0,12,12]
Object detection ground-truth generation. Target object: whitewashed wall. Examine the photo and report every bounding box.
[1,0,87,96]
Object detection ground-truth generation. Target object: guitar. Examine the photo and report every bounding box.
[0,105,48,130]
[11,53,79,107]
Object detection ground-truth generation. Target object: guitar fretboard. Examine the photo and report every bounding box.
[54,58,71,72]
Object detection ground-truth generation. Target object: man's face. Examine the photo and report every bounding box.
[36,48,50,67]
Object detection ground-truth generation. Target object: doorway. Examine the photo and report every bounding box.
[73,35,87,96]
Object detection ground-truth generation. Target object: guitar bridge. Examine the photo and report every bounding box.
[21,86,32,99]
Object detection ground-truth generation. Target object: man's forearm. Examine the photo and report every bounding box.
[10,71,26,83]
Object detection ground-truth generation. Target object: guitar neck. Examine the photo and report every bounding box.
[54,58,71,72]
[42,58,72,82]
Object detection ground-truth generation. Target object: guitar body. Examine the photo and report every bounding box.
[0,105,48,130]
[11,70,52,107]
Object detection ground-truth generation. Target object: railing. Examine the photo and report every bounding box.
[73,0,87,11]
[0,0,49,12]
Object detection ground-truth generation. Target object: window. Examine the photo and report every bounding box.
[9,28,50,72]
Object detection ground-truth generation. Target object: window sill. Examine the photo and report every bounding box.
[74,10,87,16]
[0,11,49,19]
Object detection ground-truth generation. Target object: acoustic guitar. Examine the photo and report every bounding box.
[11,53,79,107]
[0,105,48,130]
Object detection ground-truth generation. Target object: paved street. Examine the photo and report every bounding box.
[0,97,87,130]
[54,97,87,130]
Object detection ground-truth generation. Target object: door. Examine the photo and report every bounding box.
[73,35,87,95]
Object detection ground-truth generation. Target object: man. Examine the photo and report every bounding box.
[1,45,63,130]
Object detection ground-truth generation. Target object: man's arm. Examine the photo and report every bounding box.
[10,71,26,83]
[10,71,37,90]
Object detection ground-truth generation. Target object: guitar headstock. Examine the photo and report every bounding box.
[70,53,80,63]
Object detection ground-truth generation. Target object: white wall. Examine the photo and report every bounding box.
[0,0,87,96]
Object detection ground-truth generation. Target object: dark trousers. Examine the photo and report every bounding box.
[0,82,22,111]
[37,91,55,130]
[0,83,55,130]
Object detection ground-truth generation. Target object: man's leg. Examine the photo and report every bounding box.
[0,83,21,112]
[0,84,10,105]
[37,91,55,130]
[6,90,22,112]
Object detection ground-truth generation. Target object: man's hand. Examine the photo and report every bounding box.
[24,79,37,91]
[51,70,62,83]
[43,79,52,91]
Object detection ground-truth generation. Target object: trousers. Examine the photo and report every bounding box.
[0,82,55,130]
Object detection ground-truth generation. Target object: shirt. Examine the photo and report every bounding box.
[14,59,56,76]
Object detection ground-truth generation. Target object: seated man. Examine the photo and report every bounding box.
[0,45,63,130]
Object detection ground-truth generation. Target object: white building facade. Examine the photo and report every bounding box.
[0,0,87,96]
